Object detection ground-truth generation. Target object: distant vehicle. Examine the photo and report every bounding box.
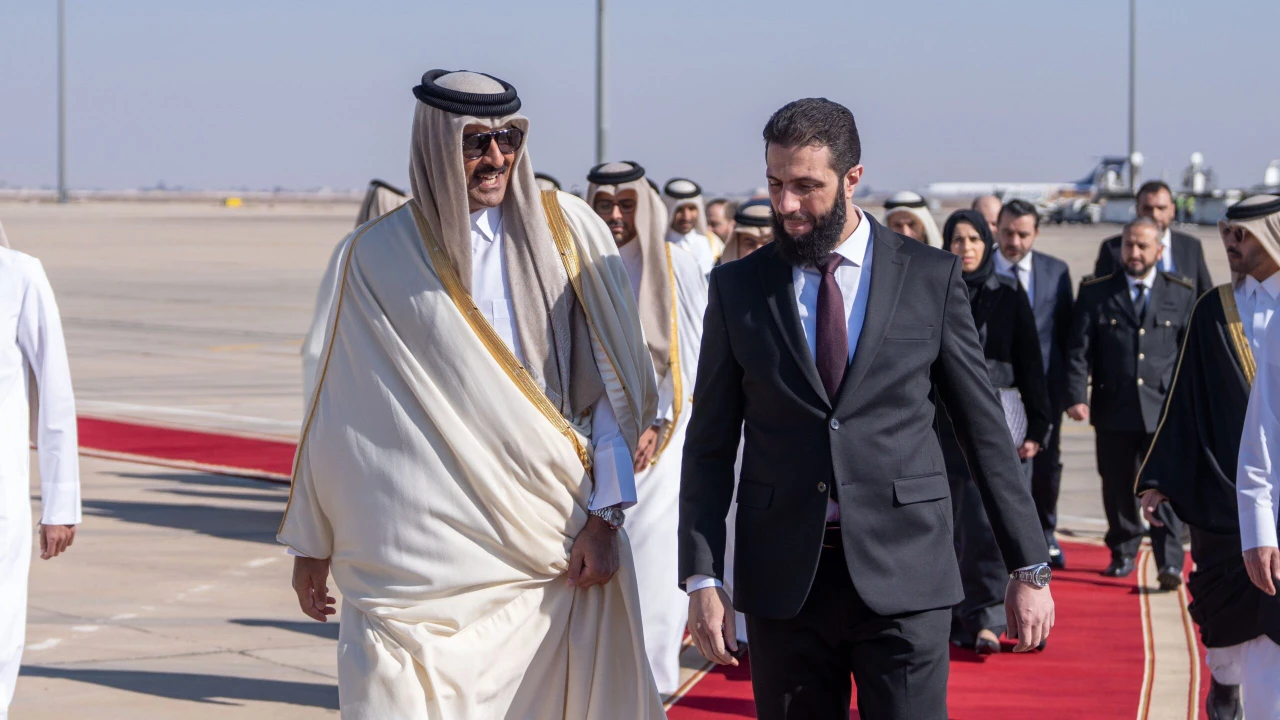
[924,157,1130,203]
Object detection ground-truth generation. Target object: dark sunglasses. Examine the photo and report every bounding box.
[461,127,525,160]
[593,198,637,215]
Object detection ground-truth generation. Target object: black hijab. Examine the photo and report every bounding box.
[943,209,997,298]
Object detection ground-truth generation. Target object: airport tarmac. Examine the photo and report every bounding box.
[4,200,1230,717]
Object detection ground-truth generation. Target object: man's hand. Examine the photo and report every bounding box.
[633,425,662,472]
[1243,547,1280,596]
[568,516,620,589]
[38,524,76,560]
[1005,580,1054,652]
[1139,489,1168,527]
[292,556,336,622]
[1066,403,1089,422]
[1017,439,1041,460]
[688,586,739,666]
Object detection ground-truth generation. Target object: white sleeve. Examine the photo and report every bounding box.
[1237,318,1280,551]
[655,366,675,424]
[587,392,637,511]
[15,258,81,526]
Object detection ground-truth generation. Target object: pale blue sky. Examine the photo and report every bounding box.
[2,0,1276,195]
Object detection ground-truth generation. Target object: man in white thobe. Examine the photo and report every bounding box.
[1232,195,1280,719]
[588,161,708,694]
[663,178,723,277]
[279,70,664,719]
[0,222,81,720]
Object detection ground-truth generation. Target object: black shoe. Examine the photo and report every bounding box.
[974,630,1001,655]
[1157,566,1183,592]
[1103,556,1136,577]
[1206,678,1242,720]
[1048,540,1066,570]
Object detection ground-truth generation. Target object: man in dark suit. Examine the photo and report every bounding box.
[679,98,1053,720]
[993,199,1074,569]
[1094,180,1213,298]
[1066,217,1194,586]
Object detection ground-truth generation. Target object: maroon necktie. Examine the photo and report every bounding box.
[815,253,847,401]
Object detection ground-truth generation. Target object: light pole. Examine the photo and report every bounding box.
[595,0,607,165]
[1127,0,1137,192]
[57,0,68,203]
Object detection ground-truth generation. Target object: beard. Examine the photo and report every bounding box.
[771,180,848,267]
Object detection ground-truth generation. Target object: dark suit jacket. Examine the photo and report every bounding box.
[1065,271,1197,434]
[1094,230,1213,299]
[970,273,1052,445]
[679,218,1048,620]
[1026,251,1074,416]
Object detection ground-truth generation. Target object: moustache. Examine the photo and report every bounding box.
[473,164,508,177]
[780,211,815,224]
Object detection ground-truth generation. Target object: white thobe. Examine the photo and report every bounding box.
[1229,270,1280,717]
[0,248,80,718]
[617,237,707,693]
[666,229,716,277]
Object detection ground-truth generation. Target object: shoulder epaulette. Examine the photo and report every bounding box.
[1080,273,1113,287]
[1162,272,1194,290]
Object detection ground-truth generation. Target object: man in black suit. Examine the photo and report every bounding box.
[993,199,1074,569]
[1094,180,1213,298]
[679,98,1053,720]
[1066,217,1194,586]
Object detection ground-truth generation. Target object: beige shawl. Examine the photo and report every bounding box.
[354,179,410,227]
[589,167,675,384]
[1220,195,1280,287]
[720,202,774,264]
[408,71,600,419]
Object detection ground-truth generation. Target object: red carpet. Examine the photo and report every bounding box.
[76,416,294,481]
[668,542,1147,720]
[72,415,1201,718]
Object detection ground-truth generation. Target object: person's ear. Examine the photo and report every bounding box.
[844,164,864,202]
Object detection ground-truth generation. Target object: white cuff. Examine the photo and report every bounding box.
[1240,499,1280,551]
[588,437,637,510]
[287,547,311,558]
[685,574,723,594]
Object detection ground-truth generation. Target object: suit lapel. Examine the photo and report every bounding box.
[758,249,829,408]
[1114,272,1142,326]
[835,221,907,408]
[1032,254,1054,316]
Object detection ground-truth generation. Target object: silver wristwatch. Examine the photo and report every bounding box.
[1011,563,1052,589]
[589,506,625,531]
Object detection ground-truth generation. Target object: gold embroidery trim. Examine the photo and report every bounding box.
[651,242,683,462]
[539,189,643,431]
[1219,284,1257,386]
[411,202,593,476]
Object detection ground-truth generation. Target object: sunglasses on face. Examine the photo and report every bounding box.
[461,127,525,160]
[593,199,637,215]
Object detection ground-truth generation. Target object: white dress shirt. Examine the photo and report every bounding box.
[1235,272,1280,353]
[994,249,1035,307]
[685,207,873,594]
[470,207,635,510]
[1126,266,1156,316]
[666,229,716,277]
[1158,228,1175,274]
[1237,270,1280,552]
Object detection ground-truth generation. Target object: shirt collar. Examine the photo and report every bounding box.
[1127,266,1156,290]
[1160,228,1172,249]
[831,205,871,266]
[994,248,1033,274]
[1245,271,1280,300]
[471,205,503,243]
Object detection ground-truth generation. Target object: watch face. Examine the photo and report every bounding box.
[1034,565,1052,586]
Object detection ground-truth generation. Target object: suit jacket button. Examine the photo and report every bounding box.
[830,419,840,430]
[1138,352,1145,360]
[817,482,828,493]
[1164,320,1172,327]
[1139,328,1146,336]
[1137,378,1145,386]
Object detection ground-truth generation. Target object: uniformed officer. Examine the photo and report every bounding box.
[1065,216,1195,587]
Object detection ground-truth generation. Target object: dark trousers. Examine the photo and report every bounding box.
[1031,419,1064,545]
[746,528,950,720]
[1095,430,1183,568]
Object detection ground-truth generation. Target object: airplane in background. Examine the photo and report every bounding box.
[924,156,1130,202]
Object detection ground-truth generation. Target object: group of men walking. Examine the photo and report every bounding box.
[3,66,1279,720]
